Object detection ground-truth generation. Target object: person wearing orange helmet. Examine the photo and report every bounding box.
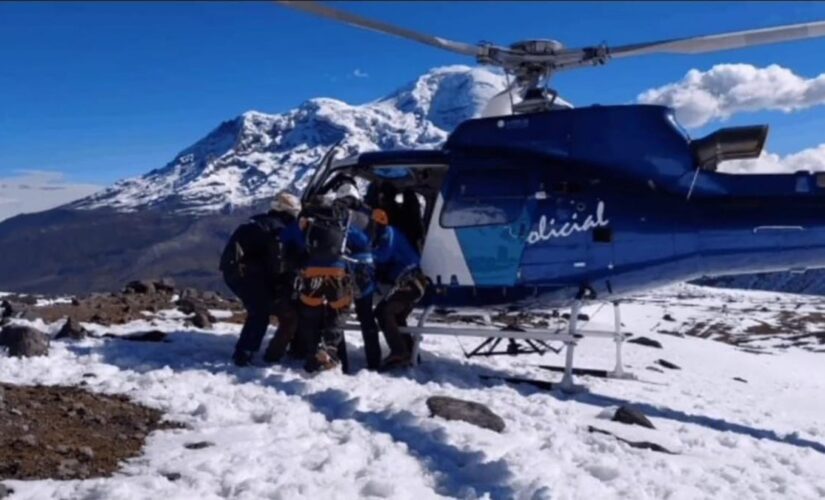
[370,207,429,371]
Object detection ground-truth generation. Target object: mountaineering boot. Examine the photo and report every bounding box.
[303,344,340,374]
[232,349,255,367]
[379,352,412,372]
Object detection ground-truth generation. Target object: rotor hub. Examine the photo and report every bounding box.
[509,39,565,55]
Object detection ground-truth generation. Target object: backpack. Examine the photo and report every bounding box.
[303,203,350,263]
[220,213,288,276]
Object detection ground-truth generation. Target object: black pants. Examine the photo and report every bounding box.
[298,303,349,373]
[298,269,352,372]
[224,269,298,356]
[376,271,426,358]
[355,292,381,371]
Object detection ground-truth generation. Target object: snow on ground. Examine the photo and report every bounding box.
[2,283,825,499]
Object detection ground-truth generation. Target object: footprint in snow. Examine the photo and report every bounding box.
[586,464,620,482]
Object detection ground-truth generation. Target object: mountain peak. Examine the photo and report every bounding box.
[73,65,507,215]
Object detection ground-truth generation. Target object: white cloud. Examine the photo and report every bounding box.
[638,64,825,128]
[720,143,825,174]
[352,68,369,79]
[0,170,103,222]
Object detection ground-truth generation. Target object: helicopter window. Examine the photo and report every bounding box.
[593,227,613,243]
[441,169,528,228]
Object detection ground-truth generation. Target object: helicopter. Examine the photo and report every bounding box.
[280,2,825,391]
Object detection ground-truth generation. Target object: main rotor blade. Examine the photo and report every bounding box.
[610,19,825,58]
[277,1,485,58]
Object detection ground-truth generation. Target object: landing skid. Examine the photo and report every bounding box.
[400,301,636,393]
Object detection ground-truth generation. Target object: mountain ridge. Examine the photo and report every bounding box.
[71,65,507,215]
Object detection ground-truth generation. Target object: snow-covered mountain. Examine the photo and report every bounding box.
[73,66,507,215]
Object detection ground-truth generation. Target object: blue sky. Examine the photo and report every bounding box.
[2,1,825,187]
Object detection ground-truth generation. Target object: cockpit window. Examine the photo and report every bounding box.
[441,168,529,228]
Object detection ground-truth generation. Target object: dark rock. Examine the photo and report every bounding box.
[184,441,214,450]
[55,318,88,340]
[177,298,200,315]
[0,325,50,357]
[71,297,81,306]
[612,405,655,429]
[628,336,663,349]
[164,472,182,481]
[103,330,167,342]
[733,377,748,383]
[662,313,676,322]
[657,330,685,338]
[426,396,505,433]
[656,359,681,370]
[124,280,156,295]
[588,426,675,454]
[192,310,212,329]
[155,278,176,293]
[0,301,11,319]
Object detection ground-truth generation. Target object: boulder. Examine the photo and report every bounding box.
[656,359,681,370]
[154,278,176,293]
[628,336,663,349]
[588,426,675,454]
[55,318,89,341]
[177,298,201,315]
[662,313,676,322]
[0,325,50,357]
[426,396,505,433]
[184,441,214,450]
[0,300,11,319]
[124,280,156,295]
[612,405,655,429]
[192,310,212,329]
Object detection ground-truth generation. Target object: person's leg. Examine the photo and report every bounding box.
[376,291,416,359]
[355,293,381,370]
[232,276,274,365]
[263,297,299,363]
[298,303,325,372]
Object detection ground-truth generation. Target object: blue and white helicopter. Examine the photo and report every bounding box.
[283,2,825,391]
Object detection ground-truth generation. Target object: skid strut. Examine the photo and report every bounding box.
[360,301,635,387]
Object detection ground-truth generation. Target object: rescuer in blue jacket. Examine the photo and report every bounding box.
[371,208,429,371]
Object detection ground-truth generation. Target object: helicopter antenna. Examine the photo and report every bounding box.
[279,1,825,106]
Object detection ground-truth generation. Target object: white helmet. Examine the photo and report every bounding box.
[335,181,361,202]
[271,191,301,217]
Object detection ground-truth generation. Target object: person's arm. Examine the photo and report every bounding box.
[373,227,395,264]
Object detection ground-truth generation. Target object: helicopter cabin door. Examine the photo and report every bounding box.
[421,160,534,288]
[519,171,615,293]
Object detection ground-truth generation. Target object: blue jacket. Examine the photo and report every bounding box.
[373,225,421,284]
